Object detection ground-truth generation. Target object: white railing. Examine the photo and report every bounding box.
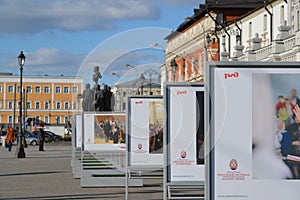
[236,34,298,61]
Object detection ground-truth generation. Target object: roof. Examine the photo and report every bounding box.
[165,0,266,40]
[116,78,161,89]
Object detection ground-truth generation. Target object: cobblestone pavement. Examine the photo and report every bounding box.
[0,142,163,200]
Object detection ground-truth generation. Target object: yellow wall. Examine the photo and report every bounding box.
[0,77,82,126]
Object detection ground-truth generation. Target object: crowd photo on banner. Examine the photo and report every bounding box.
[94,115,126,144]
[275,89,300,179]
[148,102,164,154]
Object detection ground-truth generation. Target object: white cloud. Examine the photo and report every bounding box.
[2,47,163,83]
[3,48,84,75]
[0,0,203,34]
[0,0,160,34]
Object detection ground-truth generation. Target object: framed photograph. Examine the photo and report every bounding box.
[83,113,126,151]
[127,96,164,167]
[208,62,300,200]
[165,83,205,183]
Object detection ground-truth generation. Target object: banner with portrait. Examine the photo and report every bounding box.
[127,96,164,167]
[165,83,205,183]
[83,113,126,151]
[208,62,300,200]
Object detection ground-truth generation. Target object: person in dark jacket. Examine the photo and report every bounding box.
[39,124,45,151]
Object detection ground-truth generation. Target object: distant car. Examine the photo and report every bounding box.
[32,130,54,143]
[45,131,62,142]
[24,131,39,146]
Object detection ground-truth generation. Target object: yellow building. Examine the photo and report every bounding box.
[0,74,83,127]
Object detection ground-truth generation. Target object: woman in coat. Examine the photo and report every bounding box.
[5,126,15,151]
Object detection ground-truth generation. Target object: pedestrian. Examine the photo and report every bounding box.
[39,124,45,151]
[5,126,16,151]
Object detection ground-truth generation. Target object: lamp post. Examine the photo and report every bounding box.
[110,72,121,79]
[170,58,178,82]
[125,64,140,94]
[143,68,158,95]
[139,74,145,95]
[17,51,26,158]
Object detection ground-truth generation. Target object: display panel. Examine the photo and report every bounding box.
[127,96,164,166]
[209,62,300,200]
[166,84,205,183]
[83,113,126,151]
[75,114,82,149]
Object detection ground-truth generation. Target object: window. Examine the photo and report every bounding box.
[73,101,77,109]
[0,100,2,108]
[64,102,69,109]
[8,85,14,93]
[44,116,49,124]
[8,116,13,123]
[44,86,50,94]
[263,14,267,31]
[35,86,41,93]
[56,102,61,109]
[0,85,2,93]
[64,86,69,94]
[45,101,50,109]
[249,22,252,38]
[35,101,40,109]
[56,116,61,124]
[56,86,61,94]
[36,116,40,123]
[64,116,69,123]
[26,86,32,93]
[26,101,31,109]
[8,101,13,109]
[72,86,78,94]
[18,86,22,93]
[297,10,300,31]
[123,92,126,97]
[280,5,285,23]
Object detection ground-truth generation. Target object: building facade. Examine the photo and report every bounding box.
[162,0,266,84]
[112,78,161,112]
[220,0,300,62]
[0,74,83,127]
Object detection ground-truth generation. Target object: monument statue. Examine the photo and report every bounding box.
[94,84,104,111]
[82,83,94,111]
[93,66,102,86]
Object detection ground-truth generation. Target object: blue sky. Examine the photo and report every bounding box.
[0,0,204,85]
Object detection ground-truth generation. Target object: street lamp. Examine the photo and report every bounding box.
[143,68,159,95]
[139,74,145,95]
[150,43,165,50]
[125,64,140,94]
[110,72,121,78]
[170,58,178,82]
[17,51,26,158]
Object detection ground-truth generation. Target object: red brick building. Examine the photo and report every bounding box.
[162,0,265,83]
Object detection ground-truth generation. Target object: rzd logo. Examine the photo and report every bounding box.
[224,72,239,79]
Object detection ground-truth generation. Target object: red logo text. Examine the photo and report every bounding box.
[224,72,239,79]
[177,90,187,95]
[135,101,143,105]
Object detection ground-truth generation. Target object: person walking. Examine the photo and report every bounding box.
[38,125,45,151]
[5,126,16,151]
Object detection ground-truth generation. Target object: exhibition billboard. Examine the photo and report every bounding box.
[208,62,300,200]
[83,113,126,151]
[127,96,164,167]
[75,114,82,149]
[165,83,205,183]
